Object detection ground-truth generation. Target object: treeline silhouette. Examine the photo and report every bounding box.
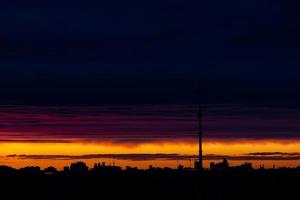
[0,160,299,200]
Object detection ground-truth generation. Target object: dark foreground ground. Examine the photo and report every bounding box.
[1,170,299,200]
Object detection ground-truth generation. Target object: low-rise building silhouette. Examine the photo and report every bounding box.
[0,165,16,175]
[234,162,253,171]
[44,166,58,175]
[19,166,41,175]
[210,158,229,171]
[91,162,121,174]
[70,162,89,174]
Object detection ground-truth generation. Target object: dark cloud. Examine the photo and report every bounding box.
[8,152,300,161]
[0,104,300,143]
[247,152,300,156]
[3,0,294,60]
[0,0,300,105]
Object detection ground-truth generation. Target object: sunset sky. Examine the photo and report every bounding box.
[1,0,300,169]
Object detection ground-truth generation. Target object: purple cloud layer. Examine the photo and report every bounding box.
[0,104,299,143]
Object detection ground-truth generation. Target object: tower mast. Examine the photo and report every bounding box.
[198,104,203,170]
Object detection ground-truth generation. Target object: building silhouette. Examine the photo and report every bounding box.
[69,162,89,174]
[210,158,229,171]
[91,162,121,174]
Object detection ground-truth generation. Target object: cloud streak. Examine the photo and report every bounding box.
[0,104,300,144]
[7,152,300,161]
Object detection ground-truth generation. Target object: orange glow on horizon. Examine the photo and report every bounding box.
[0,139,299,170]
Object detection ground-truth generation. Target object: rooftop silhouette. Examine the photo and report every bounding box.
[0,160,299,176]
[0,161,299,200]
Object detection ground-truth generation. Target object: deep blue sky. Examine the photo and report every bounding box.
[1,0,300,105]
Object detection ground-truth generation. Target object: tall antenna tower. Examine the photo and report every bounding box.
[198,104,203,170]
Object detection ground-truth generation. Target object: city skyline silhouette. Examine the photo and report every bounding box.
[2,0,300,199]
